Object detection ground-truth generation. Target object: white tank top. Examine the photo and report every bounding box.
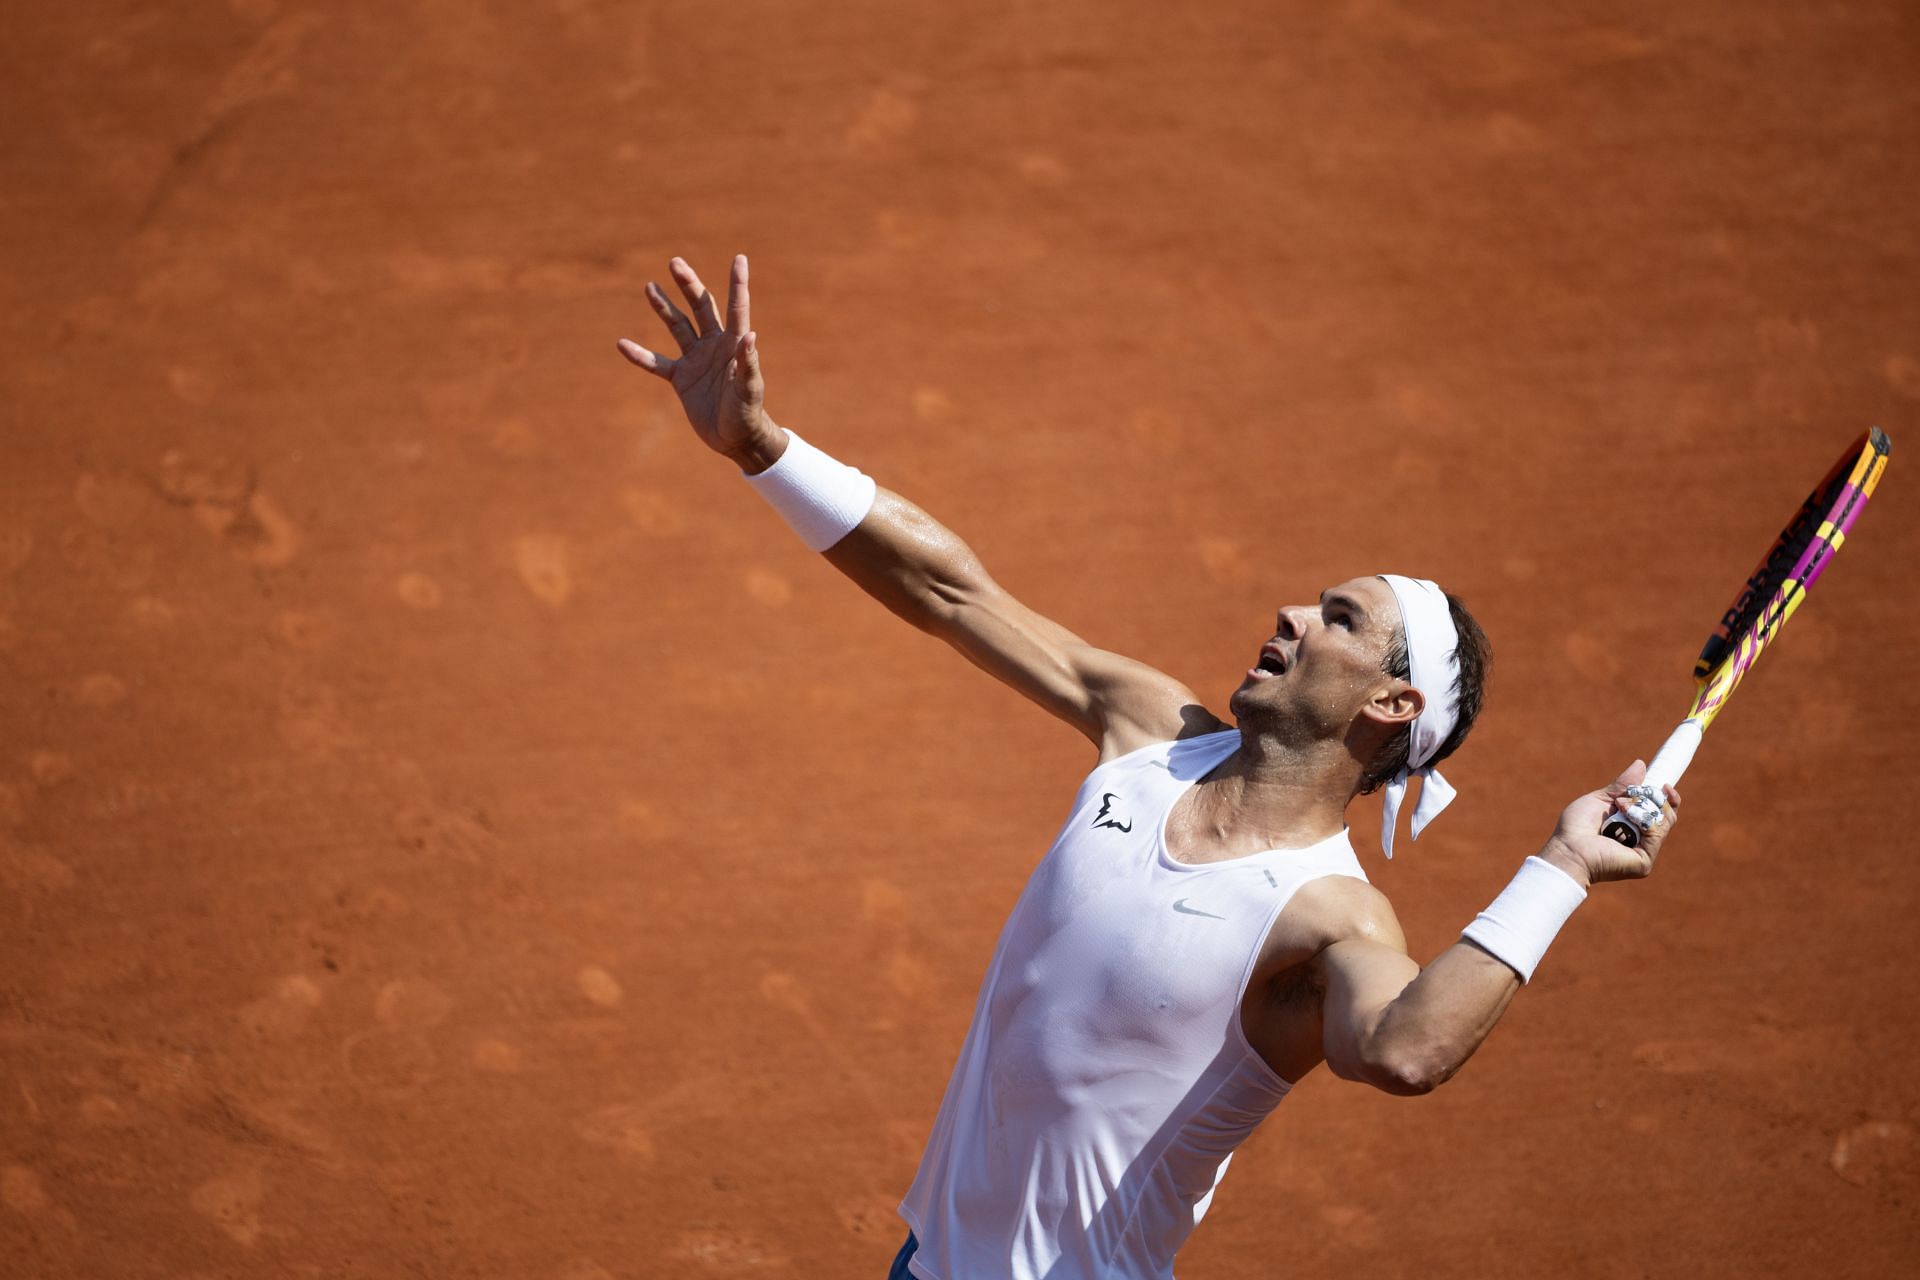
[899,729,1367,1280]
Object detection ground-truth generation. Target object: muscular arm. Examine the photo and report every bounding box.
[1304,882,1520,1096]
[821,480,1210,760]
[1319,929,1521,1096]
[1313,766,1683,1096]
[620,255,1214,761]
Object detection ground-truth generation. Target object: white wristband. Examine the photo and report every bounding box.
[742,429,877,552]
[1460,855,1587,984]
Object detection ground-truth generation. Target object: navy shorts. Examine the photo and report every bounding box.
[887,1232,918,1279]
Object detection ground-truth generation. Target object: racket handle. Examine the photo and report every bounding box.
[1600,721,1701,848]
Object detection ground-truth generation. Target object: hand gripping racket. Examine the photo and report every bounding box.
[1602,427,1892,847]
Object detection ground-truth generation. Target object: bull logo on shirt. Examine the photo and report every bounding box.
[1091,793,1133,834]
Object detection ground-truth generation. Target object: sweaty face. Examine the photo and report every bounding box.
[1228,576,1408,738]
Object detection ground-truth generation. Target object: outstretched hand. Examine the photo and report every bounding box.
[1537,761,1681,889]
[617,255,781,469]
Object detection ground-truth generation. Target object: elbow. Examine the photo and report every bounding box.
[1375,1060,1445,1097]
[1353,1044,1456,1097]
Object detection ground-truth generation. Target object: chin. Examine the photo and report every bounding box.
[1227,684,1274,722]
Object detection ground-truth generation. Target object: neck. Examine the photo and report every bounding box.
[1175,726,1360,858]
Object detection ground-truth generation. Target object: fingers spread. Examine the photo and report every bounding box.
[670,257,723,335]
[726,254,751,336]
[617,338,674,380]
[645,281,699,352]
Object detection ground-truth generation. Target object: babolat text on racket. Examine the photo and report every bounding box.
[1603,427,1892,847]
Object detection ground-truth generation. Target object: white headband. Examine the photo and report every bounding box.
[1376,575,1461,859]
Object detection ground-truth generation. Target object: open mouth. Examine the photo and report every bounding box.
[1246,644,1289,681]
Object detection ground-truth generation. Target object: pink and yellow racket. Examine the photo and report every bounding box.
[1603,427,1892,847]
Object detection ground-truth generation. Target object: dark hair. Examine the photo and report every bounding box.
[1356,592,1490,796]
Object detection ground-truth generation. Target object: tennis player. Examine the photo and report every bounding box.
[618,255,1681,1280]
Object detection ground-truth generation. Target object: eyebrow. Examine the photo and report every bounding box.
[1318,591,1371,626]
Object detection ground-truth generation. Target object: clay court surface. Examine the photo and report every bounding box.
[3,1,1918,1276]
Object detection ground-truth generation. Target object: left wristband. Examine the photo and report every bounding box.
[1460,855,1587,984]
[741,429,877,552]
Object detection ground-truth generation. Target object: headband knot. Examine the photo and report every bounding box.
[1376,575,1461,859]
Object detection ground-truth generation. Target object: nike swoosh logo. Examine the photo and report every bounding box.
[1172,899,1225,920]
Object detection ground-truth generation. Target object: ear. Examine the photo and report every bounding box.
[1359,680,1424,731]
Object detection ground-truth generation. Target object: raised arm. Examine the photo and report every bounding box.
[617,254,1214,760]
[1317,764,1682,1095]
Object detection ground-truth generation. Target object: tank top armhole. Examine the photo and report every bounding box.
[1228,864,1372,1093]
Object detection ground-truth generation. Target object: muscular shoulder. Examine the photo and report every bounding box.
[1243,873,1412,1084]
[1075,648,1225,763]
[1252,873,1409,984]
[1286,874,1408,959]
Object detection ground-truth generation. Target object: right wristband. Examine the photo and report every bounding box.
[741,429,878,552]
[1460,855,1587,984]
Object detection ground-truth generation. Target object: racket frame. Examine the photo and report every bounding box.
[1602,427,1890,847]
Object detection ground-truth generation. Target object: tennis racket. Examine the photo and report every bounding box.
[1602,427,1892,847]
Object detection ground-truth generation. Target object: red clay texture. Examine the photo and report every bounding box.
[2,2,1917,1277]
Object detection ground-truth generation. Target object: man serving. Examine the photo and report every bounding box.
[618,255,1681,1280]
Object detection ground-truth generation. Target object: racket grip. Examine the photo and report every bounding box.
[1600,721,1701,848]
